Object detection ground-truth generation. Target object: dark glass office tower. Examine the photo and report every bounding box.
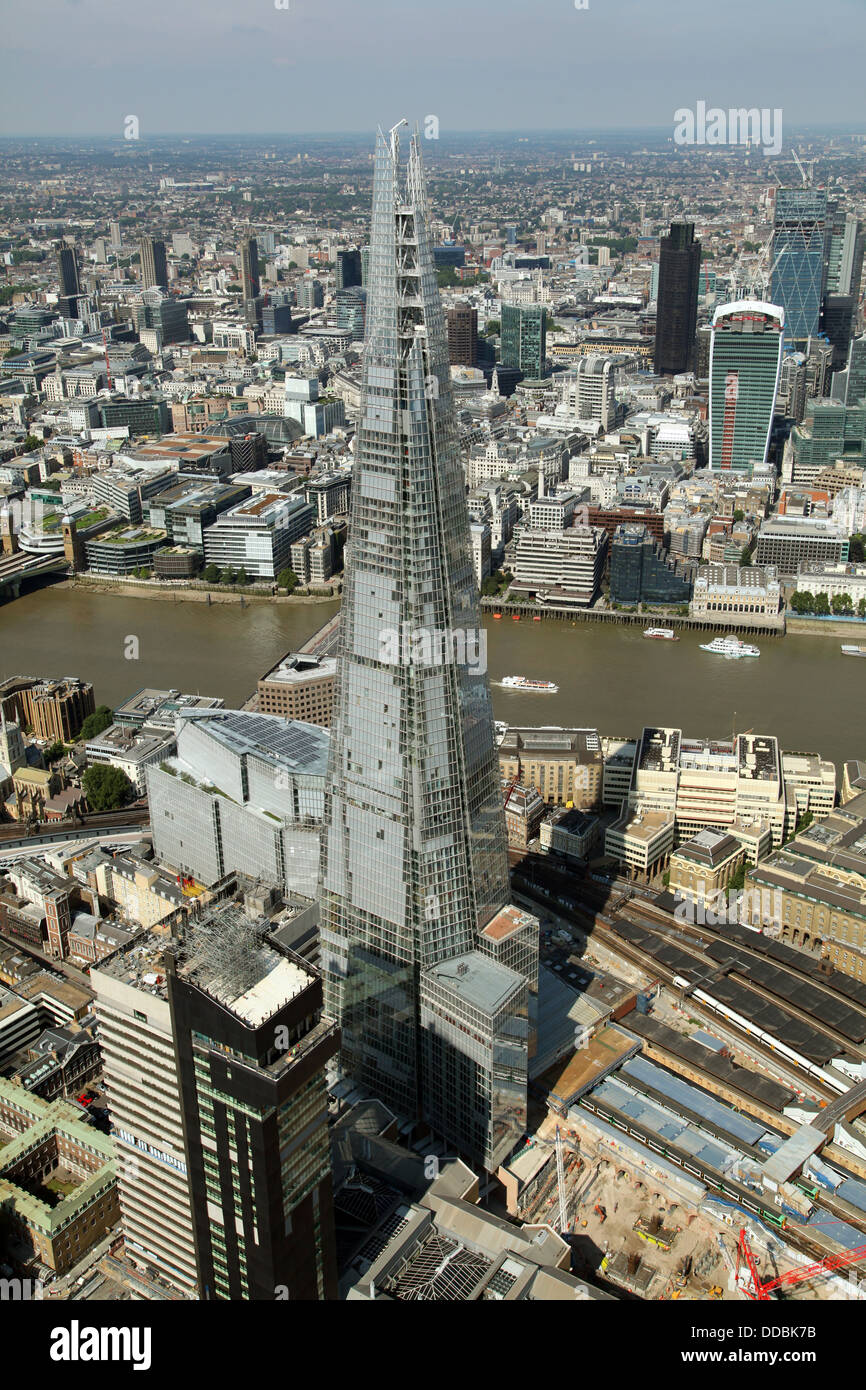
[166,907,339,1301]
[500,303,546,377]
[654,222,701,375]
[336,248,363,290]
[57,242,81,298]
[319,124,535,1171]
[139,236,169,290]
[240,234,261,302]
[771,187,828,349]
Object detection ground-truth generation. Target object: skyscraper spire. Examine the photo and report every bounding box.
[319,127,536,1168]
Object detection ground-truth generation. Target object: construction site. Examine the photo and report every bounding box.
[504,856,866,1302]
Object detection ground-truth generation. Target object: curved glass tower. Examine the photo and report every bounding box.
[319,126,534,1165]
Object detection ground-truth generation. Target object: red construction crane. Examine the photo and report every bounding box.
[736,1227,866,1300]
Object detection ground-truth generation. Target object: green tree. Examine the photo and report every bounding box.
[858,597,866,618]
[236,567,248,586]
[220,567,237,584]
[202,563,221,583]
[43,740,65,765]
[733,509,745,523]
[82,764,134,812]
[814,593,831,616]
[484,319,500,336]
[832,592,853,615]
[740,546,752,566]
[848,533,865,563]
[277,567,299,593]
[78,705,113,741]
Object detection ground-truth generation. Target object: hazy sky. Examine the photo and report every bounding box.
[1,0,863,137]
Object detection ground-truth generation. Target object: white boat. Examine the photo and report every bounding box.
[497,676,559,692]
[699,636,761,660]
[841,644,866,657]
[643,627,679,641]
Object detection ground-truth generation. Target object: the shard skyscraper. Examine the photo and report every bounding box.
[319,124,537,1171]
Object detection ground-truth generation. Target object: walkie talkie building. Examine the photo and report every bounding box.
[319,124,536,1169]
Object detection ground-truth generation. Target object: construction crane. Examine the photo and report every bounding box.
[101,327,113,391]
[555,1126,569,1234]
[736,1227,866,1300]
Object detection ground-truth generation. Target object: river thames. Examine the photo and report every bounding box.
[1,588,864,772]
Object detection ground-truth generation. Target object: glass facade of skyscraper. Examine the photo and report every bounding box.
[500,303,547,378]
[709,302,784,471]
[319,126,535,1168]
[771,188,828,348]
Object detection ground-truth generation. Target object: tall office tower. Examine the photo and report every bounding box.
[500,302,547,377]
[826,209,864,300]
[446,302,478,366]
[109,220,122,248]
[335,285,367,338]
[166,908,339,1301]
[821,294,855,370]
[319,124,535,1172]
[709,301,785,471]
[771,187,828,349]
[139,235,169,290]
[832,332,866,406]
[777,351,809,423]
[336,248,363,290]
[240,233,261,302]
[56,242,81,298]
[92,940,199,1294]
[360,245,370,286]
[654,222,701,375]
[299,276,324,310]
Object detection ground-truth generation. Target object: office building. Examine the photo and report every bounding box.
[771,188,828,348]
[511,526,608,606]
[690,565,783,627]
[754,515,849,576]
[146,710,327,899]
[56,242,81,299]
[613,726,834,852]
[821,293,854,371]
[0,676,95,744]
[261,302,294,335]
[501,303,547,378]
[298,277,324,310]
[319,125,536,1171]
[257,654,336,726]
[92,937,199,1293]
[832,332,866,407]
[609,523,694,606]
[746,792,866,981]
[446,303,478,367]
[202,491,314,580]
[709,301,784,471]
[240,234,260,303]
[499,727,604,809]
[134,288,189,346]
[165,908,339,1300]
[826,209,863,301]
[336,248,362,290]
[335,286,367,338]
[0,1080,119,1275]
[139,236,169,291]
[557,354,619,429]
[654,223,701,375]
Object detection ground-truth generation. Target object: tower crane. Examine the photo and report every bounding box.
[736,1227,866,1300]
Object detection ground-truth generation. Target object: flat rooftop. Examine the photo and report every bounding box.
[423,951,524,1015]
